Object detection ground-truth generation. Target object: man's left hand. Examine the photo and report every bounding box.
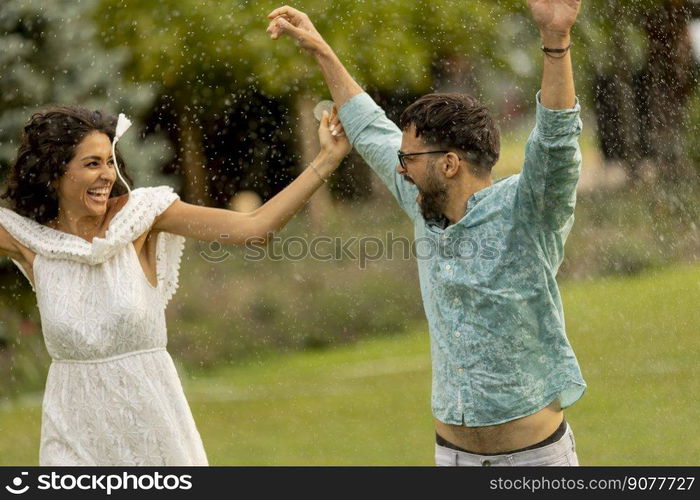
[527,0,582,40]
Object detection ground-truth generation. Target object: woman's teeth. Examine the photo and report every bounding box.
[87,187,110,203]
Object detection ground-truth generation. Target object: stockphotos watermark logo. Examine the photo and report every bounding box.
[3,471,192,496]
[199,232,503,269]
[5,472,29,495]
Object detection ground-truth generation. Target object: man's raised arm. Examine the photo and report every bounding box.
[531,0,579,109]
[267,6,362,107]
[267,6,420,221]
[516,0,583,232]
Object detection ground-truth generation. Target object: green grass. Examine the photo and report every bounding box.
[1,263,699,465]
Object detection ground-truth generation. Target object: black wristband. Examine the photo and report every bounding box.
[541,42,572,57]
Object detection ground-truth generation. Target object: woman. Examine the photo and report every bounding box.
[0,105,349,465]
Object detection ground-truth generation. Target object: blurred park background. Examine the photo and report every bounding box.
[0,0,699,465]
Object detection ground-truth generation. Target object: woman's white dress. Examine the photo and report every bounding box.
[0,186,208,465]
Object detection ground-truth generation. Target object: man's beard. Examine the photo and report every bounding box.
[417,168,448,222]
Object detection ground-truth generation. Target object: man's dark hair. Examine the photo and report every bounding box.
[1,105,131,223]
[399,93,500,177]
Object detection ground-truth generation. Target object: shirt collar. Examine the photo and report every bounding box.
[425,178,504,229]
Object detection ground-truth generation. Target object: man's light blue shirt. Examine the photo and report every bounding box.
[339,92,586,426]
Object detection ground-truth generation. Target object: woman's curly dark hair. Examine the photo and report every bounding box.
[1,105,133,223]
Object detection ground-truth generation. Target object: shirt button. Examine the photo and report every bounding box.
[454,331,461,338]
[441,233,448,240]
[445,264,451,271]
[453,298,460,305]
[457,368,464,374]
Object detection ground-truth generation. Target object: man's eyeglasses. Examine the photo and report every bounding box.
[397,150,449,170]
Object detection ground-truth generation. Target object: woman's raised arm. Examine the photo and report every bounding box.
[152,110,350,245]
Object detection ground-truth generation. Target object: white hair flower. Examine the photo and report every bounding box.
[115,113,132,140]
[112,113,133,193]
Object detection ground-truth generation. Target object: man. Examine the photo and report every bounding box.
[268,0,586,466]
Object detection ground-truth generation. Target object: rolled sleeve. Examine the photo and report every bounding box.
[339,93,420,220]
[535,92,582,139]
[338,93,387,146]
[515,92,583,232]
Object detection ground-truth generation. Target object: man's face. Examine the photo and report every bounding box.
[398,126,449,221]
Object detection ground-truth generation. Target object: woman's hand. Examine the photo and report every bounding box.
[317,106,351,166]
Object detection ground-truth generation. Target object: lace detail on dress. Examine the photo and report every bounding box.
[0,186,186,304]
[155,231,185,306]
[0,186,180,266]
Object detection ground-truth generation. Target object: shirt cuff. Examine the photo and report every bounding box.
[338,92,387,146]
[535,91,582,138]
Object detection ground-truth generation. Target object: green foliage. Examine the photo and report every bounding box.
[96,0,530,101]
[92,0,700,173]
[94,0,700,184]
[93,0,700,105]
[561,181,700,279]
[0,0,171,185]
[684,89,700,168]
[97,0,261,106]
[258,0,525,94]
[0,279,48,398]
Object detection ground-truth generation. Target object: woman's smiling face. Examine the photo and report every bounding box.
[54,131,117,218]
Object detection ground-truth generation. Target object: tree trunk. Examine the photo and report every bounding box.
[644,0,696,184]
[609,2,645,180]
[591,1,644,181]
[176,104,211,205]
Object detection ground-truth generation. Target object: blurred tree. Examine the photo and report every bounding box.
[95,0,700,197]
[580,0,700,184]
[97,0,258,205]
[95,0,525,211]
[0,0,171,192]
